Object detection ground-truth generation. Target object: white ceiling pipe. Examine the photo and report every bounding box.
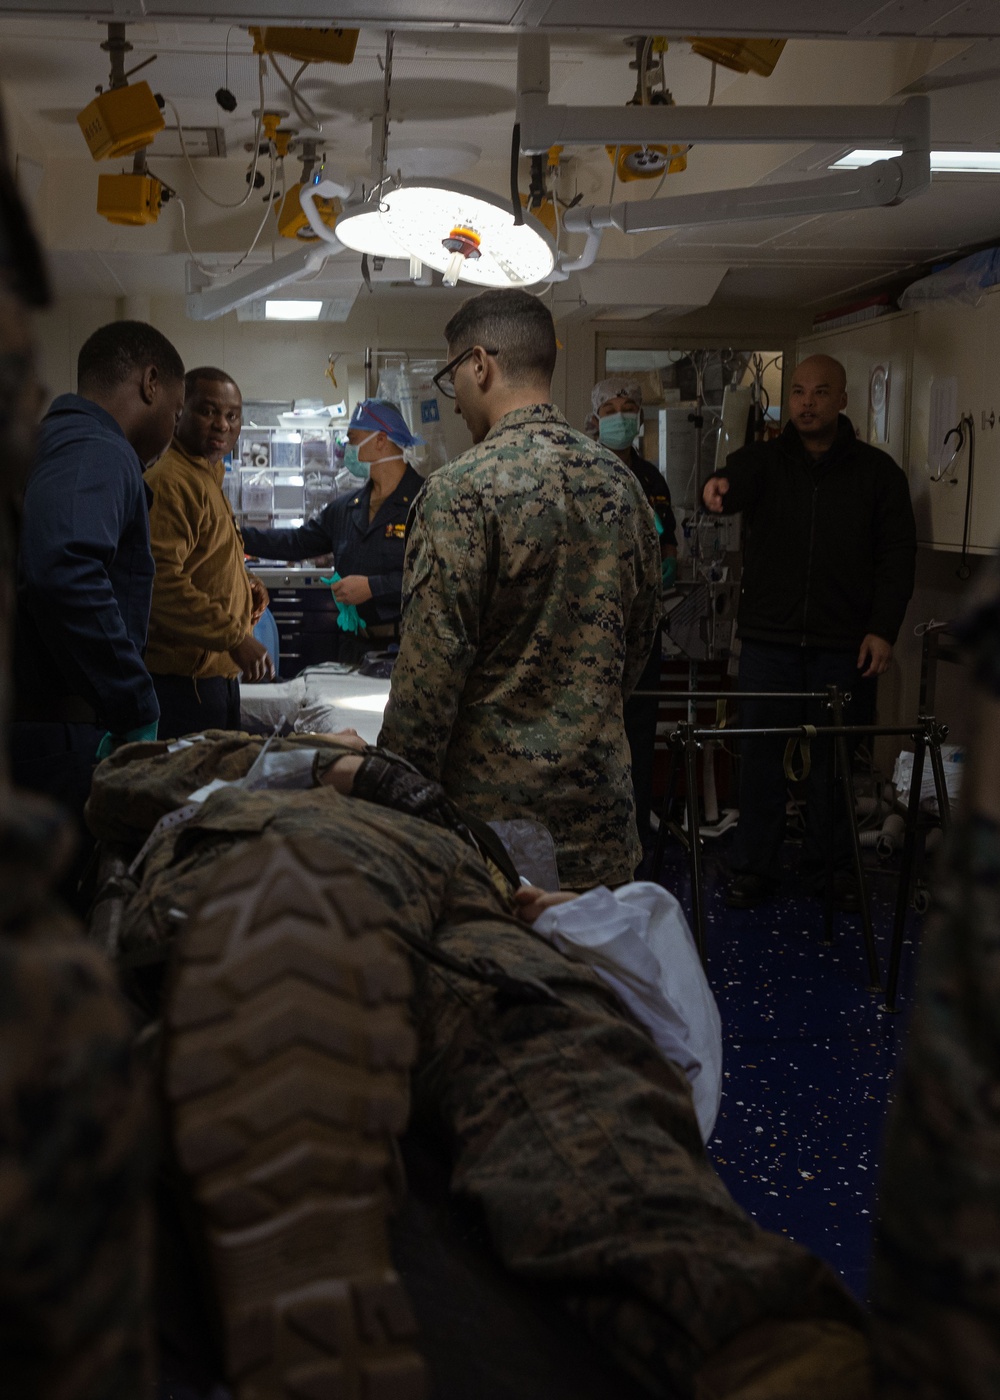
[561,151,931,238]
[185,243,332,321]
[516,34,930,151]
[546,227,604,281]
[299,178,354,247]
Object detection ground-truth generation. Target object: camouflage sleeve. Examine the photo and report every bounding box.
[378,476,487,781]
[622,496,663,700]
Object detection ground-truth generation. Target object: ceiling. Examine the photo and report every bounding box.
[2,9,1000,326]
[1,3,1000,38]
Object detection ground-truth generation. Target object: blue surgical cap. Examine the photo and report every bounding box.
[348,398,424,448]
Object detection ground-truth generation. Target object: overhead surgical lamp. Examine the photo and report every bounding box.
[382,180,555,287]
[305,178,556,287]
[330,199,412,261]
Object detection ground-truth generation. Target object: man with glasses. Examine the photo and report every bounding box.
[380,288,662,889]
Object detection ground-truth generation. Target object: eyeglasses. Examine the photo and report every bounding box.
[433,345,499,399]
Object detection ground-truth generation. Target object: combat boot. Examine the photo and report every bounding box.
[162,832,427,1400]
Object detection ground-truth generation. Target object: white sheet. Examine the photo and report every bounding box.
[241,668,391,745]
[533,882,723,1142]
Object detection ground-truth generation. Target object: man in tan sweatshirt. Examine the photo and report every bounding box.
[145,368,273,739]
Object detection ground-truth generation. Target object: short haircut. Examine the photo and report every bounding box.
[443,288,557,387]
[184,366,240,398]
[77,320,185,396]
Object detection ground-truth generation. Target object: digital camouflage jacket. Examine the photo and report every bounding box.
[380,403,662,888]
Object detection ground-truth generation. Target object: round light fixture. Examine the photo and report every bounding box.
[332,179,556,287]
[332,201,412,259]
[381,180,556,287]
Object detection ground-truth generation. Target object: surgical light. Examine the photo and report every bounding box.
[332,203,412,260]
[264,299,323,320]
[334,179,556,288]
[382,181,556,287]
[832,149,1000,172]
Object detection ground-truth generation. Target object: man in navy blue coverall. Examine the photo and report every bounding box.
[241,398,424,660]
[12,320,185,851]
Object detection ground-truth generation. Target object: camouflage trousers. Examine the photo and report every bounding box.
[95,736,864,1399]
[872,813,1000,1400]
[0,801,154,1400]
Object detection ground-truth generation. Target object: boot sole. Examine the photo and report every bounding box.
[163,833,427,1400]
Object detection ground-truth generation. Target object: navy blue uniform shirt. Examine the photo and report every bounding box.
[629,448,677,550]
[241,464,423,630]
[14,394,159,732]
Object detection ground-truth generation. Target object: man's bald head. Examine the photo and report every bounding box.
[793,354,847,396]
[788,354,848,451]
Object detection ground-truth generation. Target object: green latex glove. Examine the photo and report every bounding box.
[320,572,369,636]
[96,720,159,760]
[653,511,665,537]
[661,555,677,589]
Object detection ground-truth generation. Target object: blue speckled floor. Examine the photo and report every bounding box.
[648,831,921,1302]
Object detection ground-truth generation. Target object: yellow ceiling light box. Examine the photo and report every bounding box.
[607,143,687,181]
[248,26,359,66]
[97,171,163,225]
[77,80,164,161]
[605,40,687,182]
[686,38,787,77]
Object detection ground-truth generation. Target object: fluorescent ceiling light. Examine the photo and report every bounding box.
[265,299,324,320]
[832,149,1000,172]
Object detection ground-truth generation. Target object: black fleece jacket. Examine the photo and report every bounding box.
[716,415,916,650]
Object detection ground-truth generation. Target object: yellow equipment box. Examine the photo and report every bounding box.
[78,81,165,161]
[248,26,359,66]
[97,172,163,225]
[686,38,786,77]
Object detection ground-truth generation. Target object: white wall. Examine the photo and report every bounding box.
[31,290,805,433]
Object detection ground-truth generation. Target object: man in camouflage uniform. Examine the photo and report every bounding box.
[379,289,662,889]
[88,732,872,1400]
[0,105,155,1399]
[872,560,1000,1399]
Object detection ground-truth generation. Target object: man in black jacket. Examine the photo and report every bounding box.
[702,354,916,908]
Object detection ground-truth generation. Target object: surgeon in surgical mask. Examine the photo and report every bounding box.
[592,378,678,583]
[241,398,425,661]
[592,377,678,853]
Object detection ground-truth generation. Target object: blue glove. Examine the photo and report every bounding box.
[320,572,369,636]
[96,720,159,760]
[661,555,677,590]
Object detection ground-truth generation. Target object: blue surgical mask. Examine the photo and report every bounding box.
[598,411,640,450]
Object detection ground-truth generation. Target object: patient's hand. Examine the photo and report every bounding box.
[319,753,364,794]
[514,885,581,924]
[330,728,367,752]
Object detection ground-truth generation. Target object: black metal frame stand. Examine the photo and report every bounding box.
[643,692,950,1006]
